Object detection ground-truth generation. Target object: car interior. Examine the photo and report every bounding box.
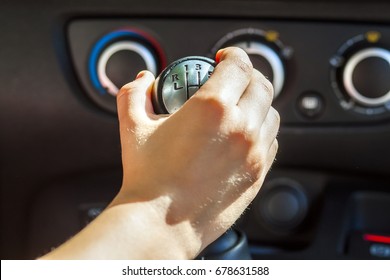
[1,0,389,260]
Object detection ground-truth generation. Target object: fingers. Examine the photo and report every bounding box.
[117,71,156,128]
[235,68,274,142]
[260,107,280,149]
[258,108,280,179]
[196,47,253,106]
[265,138,279,174]
[247,107,280,181]
[237,69,274,126]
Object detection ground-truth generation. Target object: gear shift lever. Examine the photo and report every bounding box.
[197,229,252,260]
[152,56,251,259]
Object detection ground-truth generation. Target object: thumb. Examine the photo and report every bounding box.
[117,71,156,128]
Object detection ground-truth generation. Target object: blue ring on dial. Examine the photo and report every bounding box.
[89,29,166,96]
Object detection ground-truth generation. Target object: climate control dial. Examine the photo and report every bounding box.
[88,28,166,112]
[331,31,390,115]
[343,47,390,107]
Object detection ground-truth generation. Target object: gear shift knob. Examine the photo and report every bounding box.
[152,56,216,114]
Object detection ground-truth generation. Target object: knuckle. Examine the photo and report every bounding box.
[262,77,275,100]
[245,156,263,185]
[234,56,253,76]
[230,132,251,153]
[229,128,256,154]
[270,107,281,125]
[256,70,274,98]
[223,47,253,76]
[241,118,259,139]
[273,139,279,153]
[121,81,138,92]
[252,69,274,102]
[253,68,265,80]
[188,94,227,122]
[117,82,136,100]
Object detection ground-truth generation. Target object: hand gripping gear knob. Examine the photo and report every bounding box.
[152,56,216,114]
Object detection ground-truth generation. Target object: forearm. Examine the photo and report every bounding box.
[40,197,201,260]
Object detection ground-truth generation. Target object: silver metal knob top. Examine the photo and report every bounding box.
[153,56,216,114]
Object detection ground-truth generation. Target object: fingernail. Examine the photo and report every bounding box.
[136,71,145,79]
[215,49,225,63]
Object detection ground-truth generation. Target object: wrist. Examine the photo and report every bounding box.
[107,196,202,259]
[41,196,202,259]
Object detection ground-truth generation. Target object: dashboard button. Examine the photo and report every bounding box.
[370,244,390,258]
[297,92,325,119]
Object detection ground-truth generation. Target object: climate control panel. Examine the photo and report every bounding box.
[67,19,389,124]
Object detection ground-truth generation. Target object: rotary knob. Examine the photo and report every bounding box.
[152,56,216,114]
[211,28,291,99]
[343,47,390,107]
[256,178,308,233]
[331,31,390,115]
[88,28,166,112]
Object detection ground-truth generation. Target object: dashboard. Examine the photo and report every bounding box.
[1,0,389,259]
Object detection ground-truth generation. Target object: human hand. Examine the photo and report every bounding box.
[110,47,280,258]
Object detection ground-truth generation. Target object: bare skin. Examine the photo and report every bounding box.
[40,47,280,260]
